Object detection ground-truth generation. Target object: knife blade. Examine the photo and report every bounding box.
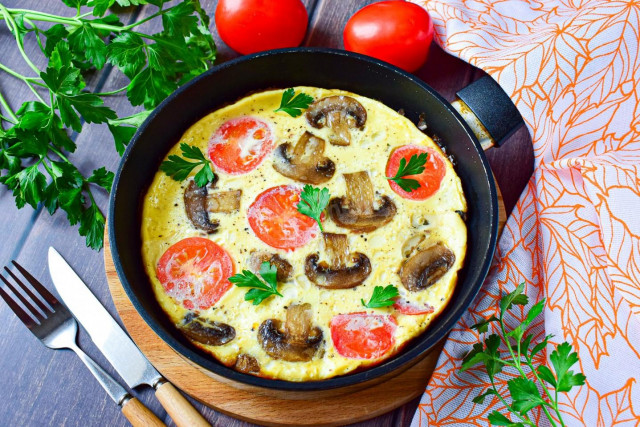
[48,247,210,427]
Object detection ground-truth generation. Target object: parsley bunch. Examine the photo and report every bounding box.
[462,283,586,427]
[0,0,216,249]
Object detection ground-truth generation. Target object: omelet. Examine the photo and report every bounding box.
[141,87,467,381]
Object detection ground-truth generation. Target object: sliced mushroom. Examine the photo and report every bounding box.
[399,243,456,292]
[235,354,260,374]
[208,189,242,213]
[306,96,367,146]
[305,233,371,289]
[178,313,235,346]
[248,251,293,282]
[273,131,335,184]
[328,171,397,232]
[184,181,219,233]
[258,303,323,362]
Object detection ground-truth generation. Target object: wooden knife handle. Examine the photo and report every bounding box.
[121,396,166,427]
[155,381,210,427]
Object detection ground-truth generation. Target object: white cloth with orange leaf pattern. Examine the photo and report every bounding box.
[409,1,640,425]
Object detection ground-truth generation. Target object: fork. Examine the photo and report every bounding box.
[0,261,165,427]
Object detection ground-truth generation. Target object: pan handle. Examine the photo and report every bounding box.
[451,76,524,150]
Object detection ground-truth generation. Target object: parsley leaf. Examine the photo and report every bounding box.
[229,262,282,305]
[68,23,108,69]
[361,285,399,308]
[275,88,314,118]
[88,167,115,192]
[296,184,330,232]
[107,32,146,78]
[162,0,199,37]
[549,342,586,392]
[159,143,216,187]
[386,152,428,192]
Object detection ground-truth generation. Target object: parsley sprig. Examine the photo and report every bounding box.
[229,261,282,305]
[361,285,399,308]
[274,88,314,118]
[0,0,216,249]
[296,184,330,232]
[160,143,215,187]
[386,152,428,192]
[461,283,586,427]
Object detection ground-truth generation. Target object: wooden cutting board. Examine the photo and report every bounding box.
[104,188,505,426]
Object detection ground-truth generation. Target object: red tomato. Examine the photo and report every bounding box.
[386,145,445,201]
[330,312,397,359]
[215,0,308,55]
[156,237,235,310]
[209,117,274,175]
[247,185,320,250]
[393,297,435,315]
[343,1,434,72]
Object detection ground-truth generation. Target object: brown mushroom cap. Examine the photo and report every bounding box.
[399,243,456,292]
[258,303,323,362]
[306,96,367,146]
[304,233,371,289]
[328,171,397,232]
[273,131,335,184]
[235,354,260,374]
[178,313,235,346]
[248,251,293,282]
[184,181,219,233]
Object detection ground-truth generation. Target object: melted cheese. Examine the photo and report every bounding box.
[141,87,467,381]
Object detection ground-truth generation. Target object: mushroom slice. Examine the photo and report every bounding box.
[248,251,293,282]
[306,96,367,146]
[258,303,323,362]
[235,354,260,374]
[305,233,371,289]
[178,313,235,346]
[184,181,219,233]
[208,189,242,213]
[399,243,456,292]
[328,171,397,232]
[273,131,335,184]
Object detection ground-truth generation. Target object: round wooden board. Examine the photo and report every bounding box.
[104,187,505,427]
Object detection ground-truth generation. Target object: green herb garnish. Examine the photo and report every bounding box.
[361,285,399,308]
[160,143,216,187]
[229,262,282,305]
[462,283,586,426]
[274,88,314,117]
[386,152,428,192]
[296,184,330,232]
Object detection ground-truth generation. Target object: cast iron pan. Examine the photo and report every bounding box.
[109,48,524,391]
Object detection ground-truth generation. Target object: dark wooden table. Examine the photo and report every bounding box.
[0,1,532,425]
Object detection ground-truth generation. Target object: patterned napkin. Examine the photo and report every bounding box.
[409,1,640,425]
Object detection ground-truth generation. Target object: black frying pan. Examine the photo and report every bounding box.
[109,48,523,392]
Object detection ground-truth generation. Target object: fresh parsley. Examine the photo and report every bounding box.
[361,285,399,308]
[461,283,586,427]
[296,184,330,232]
[229,261,282,305]
[0,0,216,249]
[160,143,216,187]
[386,152,428,192]
[274,88,314,118]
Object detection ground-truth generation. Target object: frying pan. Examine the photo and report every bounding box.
[108,48,524,394]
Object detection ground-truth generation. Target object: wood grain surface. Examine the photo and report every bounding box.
[0,1,532,426]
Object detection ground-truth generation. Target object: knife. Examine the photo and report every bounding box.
[48,247,210,427]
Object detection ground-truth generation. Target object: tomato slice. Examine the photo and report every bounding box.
[156,237,235,310]
[393,297,435,315]
[208,117,274,174]
[330,312,397,359]
[247,185,320,250]
[385,145,446,200]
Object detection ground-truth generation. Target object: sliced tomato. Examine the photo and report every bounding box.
[393,297,435,315]
[247,185,320,250]
[330,312,397,359]
[156,237,235,310]
[386,145,446,200]
[208,116,274,174]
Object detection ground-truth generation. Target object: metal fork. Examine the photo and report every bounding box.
[0,261,164,427]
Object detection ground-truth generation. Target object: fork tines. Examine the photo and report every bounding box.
[0,261,55,326]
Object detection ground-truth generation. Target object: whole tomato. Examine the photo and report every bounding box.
[215,0,308,55]
[343,1,434,72]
